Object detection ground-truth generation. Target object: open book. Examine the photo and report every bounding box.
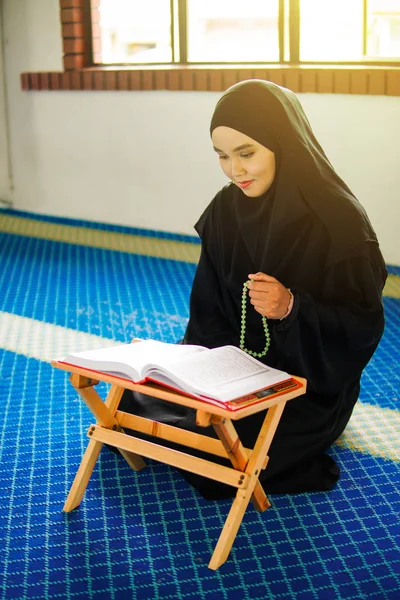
[58,340,303,411]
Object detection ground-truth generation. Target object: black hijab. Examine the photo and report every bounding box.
[198,80,380,290]
[181,81,386,484]
[189,79,385,357]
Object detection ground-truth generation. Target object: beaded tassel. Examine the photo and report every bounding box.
[240,281,271,358]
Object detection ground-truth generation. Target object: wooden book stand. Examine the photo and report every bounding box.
[52,360,306,570]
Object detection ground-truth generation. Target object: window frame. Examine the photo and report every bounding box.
[20,0,400,95]
[92,0,400,68]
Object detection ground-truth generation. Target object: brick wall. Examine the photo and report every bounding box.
[60,0,101,70]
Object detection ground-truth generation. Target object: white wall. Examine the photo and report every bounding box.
[3,0,400,264]
[0,1,12,202]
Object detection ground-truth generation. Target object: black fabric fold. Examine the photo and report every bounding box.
[114,80,386,500]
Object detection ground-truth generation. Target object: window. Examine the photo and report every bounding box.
[93,0,400,66]
[20,0,400,94]
[98,0,172,64]
[186,1,280,63]
[300,0,400,62]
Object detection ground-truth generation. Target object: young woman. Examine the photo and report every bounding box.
[118,80,387,499]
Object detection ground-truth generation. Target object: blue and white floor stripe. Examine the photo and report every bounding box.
[0,210,399,600]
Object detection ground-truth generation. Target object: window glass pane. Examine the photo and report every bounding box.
[300,0,364,61]
[97,0,172,64]
[367,0,400,58]
[187,0,279,62]
[284,0,290,62]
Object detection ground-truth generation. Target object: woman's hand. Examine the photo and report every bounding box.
[247,272,292,320]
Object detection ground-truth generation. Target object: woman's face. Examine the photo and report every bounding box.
[212,126,276,197]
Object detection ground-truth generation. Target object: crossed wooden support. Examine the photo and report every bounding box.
[52,361,306,570]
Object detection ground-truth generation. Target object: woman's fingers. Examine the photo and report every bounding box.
[248,272,278,284]
[246,272,291,319]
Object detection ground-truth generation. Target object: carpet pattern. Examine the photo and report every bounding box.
[0,209,399,600]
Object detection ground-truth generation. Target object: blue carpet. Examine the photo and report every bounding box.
[0,232,193,341]
[0,223,399,600]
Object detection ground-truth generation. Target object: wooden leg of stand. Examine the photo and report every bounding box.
[65,383,146,511]
[63,437,103,512]
[208,488,255,571]
[64,378,115,512]
[104,384,147,471]
[212,418,270,513]
[208,402,287,570]
[119,447,146,471]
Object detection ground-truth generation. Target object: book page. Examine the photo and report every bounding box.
[60,340,206,381]
[176,346,267,388]
[149,345,289,401]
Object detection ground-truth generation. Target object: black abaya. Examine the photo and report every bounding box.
[117,80,386,498]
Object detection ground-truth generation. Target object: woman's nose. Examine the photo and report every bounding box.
[231,157,246,177]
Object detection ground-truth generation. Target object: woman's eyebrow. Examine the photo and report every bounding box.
[213,143,255,153]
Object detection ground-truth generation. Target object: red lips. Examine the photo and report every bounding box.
[237,180,254,189]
